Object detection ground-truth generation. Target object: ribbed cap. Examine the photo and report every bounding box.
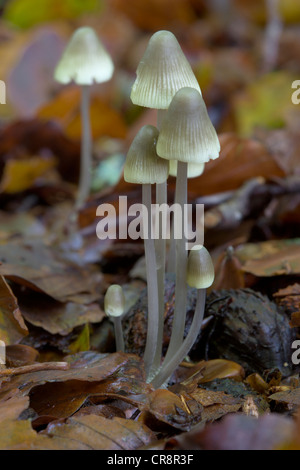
[54,27,114,85]
[169,160,205,178]
[130,30,201,109]
[124,125,169,184]
[157,87,220,164]
[187,245,215,289]
[104,285,125,318]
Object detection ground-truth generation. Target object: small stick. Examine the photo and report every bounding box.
[0,362,69,378]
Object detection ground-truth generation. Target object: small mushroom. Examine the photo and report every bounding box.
[156,87,220,366]
[152,245,214,388]
[54,26,114,210]
[124,125,169,376]
[104,284,125,352]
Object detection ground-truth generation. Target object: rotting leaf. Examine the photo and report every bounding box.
[236,239,300,277]
[0,275,28,345]
[187,133,285,197]
[0,240,103,304]
[45,414,155,450]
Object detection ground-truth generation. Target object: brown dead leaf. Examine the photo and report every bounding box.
[146,388,202,431]
[0,240,103,304]
[38,86,127,141]
[0,418,86,450]
[28,354,149,420]
[269,388,300,407]
[6,344,39,367]
[273,284,300,327]
[0,352,145,405]
[45,414,155,450]
[0,395,29,423]
[188,133,285,197]
[109,0,196,31]
[0,275,28,345]
[179,359,245,385]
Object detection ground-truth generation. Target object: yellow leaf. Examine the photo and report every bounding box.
[0,156,56,194]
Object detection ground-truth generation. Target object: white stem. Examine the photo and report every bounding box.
[152,181,167,372]
[113,317,124,352]
[151,108,168,373]
[76,85,92,210]
[152,289,206,389]
[143,184,160,377]
[263,0,283,72]
[163,161,188,363]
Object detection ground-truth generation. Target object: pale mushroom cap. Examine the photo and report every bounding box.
[104,285,125,318]
[124,125,169,185]
[169,160,205,178]
[130,30,201,109]
[187,245,215,289]
[156,87,220,164]
[54,27,114,85]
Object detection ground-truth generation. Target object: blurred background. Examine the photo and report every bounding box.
[0,0,299,247]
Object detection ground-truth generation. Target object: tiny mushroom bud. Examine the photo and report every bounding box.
[187,245,215,289]
[54,26,114,211]
[104,285,125,352]
[152,245,214,389]
[104,284,125,318]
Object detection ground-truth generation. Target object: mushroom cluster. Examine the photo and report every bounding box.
[121,30,220,387]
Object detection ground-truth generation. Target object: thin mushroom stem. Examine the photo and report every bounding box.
[163,161,188,363]
[113,317,125,352]
[143,183,160,377]
[76,85,92,210]
[152,109,167,373]
[152,289,206,389]
[167,170,180,274]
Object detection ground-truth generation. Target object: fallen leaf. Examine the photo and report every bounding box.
[38,87,127,141]
[0,275,28,345]
[187,133,285,196]
[45,414,155,450]
[0,155,56,194]
[237,240,300,277]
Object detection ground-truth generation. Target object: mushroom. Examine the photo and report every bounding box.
[152,245,215,388]
[54,26,114,210]
[130,30,201,371]
[156,87,220,366]
[124,125,169,376]
[104,284,125,352]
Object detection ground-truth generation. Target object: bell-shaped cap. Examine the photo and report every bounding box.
[124,125,169,184]
[130,30,201,109]
[157,87,220,164]
[104,285,125,318]
[187,245,215,289]
[54,27,114,85]
[169,160,205,179]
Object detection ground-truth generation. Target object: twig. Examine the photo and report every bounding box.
[0,362,69,377]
